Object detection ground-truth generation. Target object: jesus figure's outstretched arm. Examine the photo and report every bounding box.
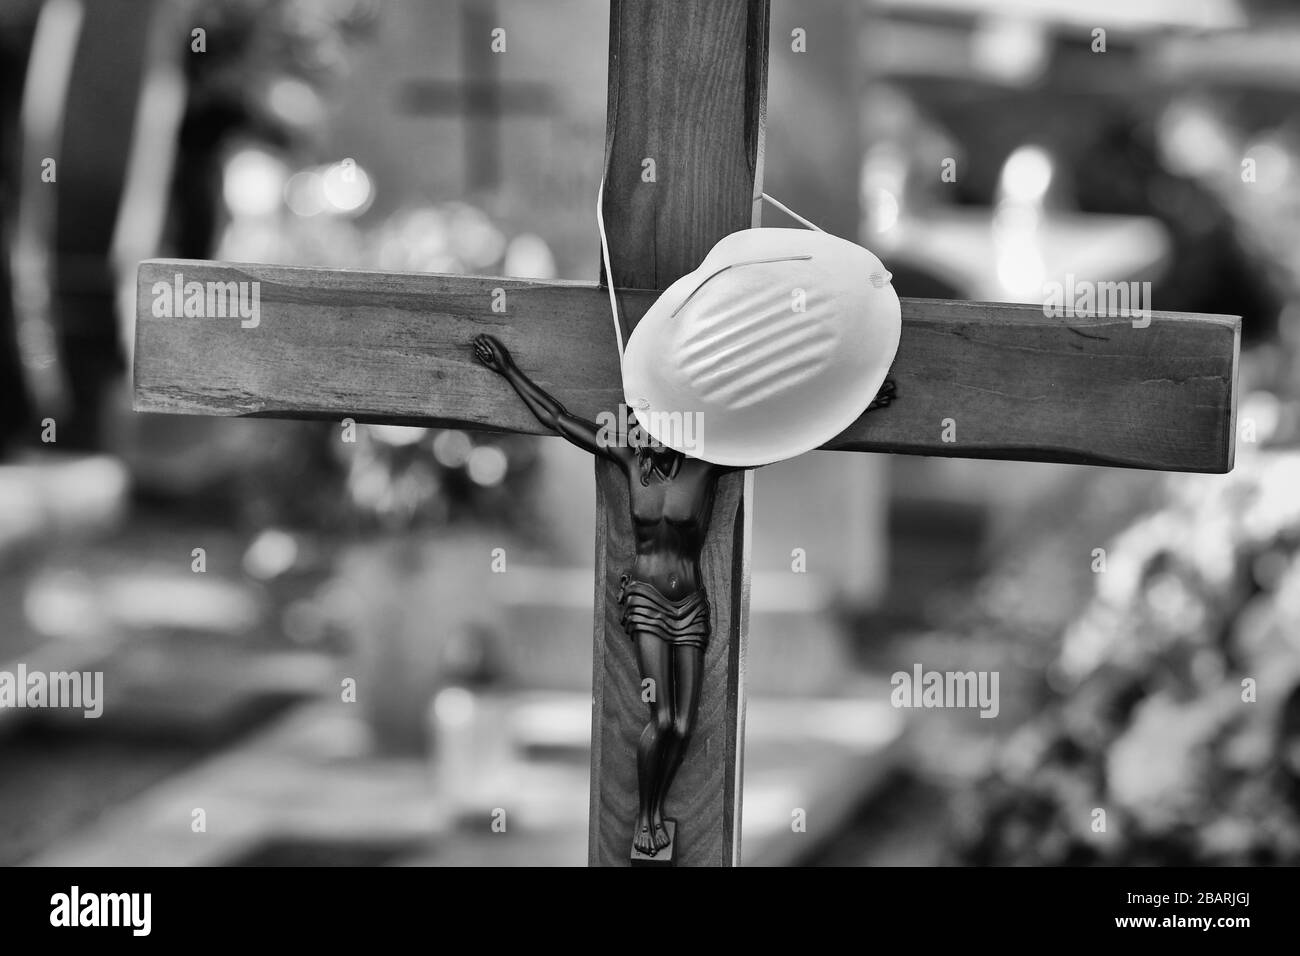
[473,333,627,464]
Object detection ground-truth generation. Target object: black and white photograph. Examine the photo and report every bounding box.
[0,0,1291,933]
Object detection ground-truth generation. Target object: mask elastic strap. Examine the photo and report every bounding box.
[596,183,823,360]
[596,177,626,359]
[760,192,824,232]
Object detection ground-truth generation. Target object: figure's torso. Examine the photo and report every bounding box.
[626,456,720,601]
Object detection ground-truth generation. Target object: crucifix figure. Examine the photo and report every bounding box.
[472,329,893,855]
[133,0,1239,866]
[473,332,724,855]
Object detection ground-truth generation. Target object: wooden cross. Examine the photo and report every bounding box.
[133,0,1239,866]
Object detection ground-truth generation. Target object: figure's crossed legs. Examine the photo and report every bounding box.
[655,644,701,840]
[633,634,703,856]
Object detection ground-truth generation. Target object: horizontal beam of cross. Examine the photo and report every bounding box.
[134,258,1239,473]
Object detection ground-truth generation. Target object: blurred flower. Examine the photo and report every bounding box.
[964,449,1300,864]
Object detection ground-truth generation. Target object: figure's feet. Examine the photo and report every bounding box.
[634,814,659,856]
[867,378,896,411]
[652,820,672,851]
[648,805,672,851]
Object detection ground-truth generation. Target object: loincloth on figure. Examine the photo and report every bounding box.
[617,574,710,649]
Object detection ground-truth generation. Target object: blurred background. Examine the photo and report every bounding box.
[1,0,1299,866]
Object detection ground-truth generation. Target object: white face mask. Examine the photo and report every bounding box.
[599,189,901,467]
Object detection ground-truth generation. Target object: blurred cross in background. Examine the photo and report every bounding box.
[395,0,553,193]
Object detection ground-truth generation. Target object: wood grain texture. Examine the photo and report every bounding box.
[135,263,1240,473]
[598,0,768,298]
[132,260,634,432]
[589,0,767,867]
[827,298,1240,473]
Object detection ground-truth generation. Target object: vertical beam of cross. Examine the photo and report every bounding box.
[588,0,769,867]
